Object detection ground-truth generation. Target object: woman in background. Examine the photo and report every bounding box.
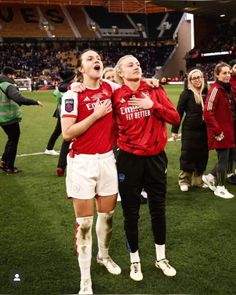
[171,69,209,191]
[203,62,235,199]
[102,66,115,82]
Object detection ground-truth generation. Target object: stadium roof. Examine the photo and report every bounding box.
[1,0,235,18]
[0,0,173,13]
[151,0,236,20]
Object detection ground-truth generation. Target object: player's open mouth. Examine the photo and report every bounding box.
[94,64,101,70]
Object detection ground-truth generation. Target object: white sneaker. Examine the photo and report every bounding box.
[155,259,176,277]
[202,174,216,191]
[45,149,59,156]
[79,278,93,294]
[141,190,147,198]
[130,262,143,281]
[214,186,234,199]
[97,255,121,275]
[180,184,188,192]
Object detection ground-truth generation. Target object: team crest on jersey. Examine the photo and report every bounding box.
[65,99,74,112]
[141,91,149,97]
[102,89,109,96]
[92,93,104,101]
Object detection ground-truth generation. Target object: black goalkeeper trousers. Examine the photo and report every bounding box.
[117,149,167,253]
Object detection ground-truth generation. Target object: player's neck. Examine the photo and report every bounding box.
[83,77,100,89]
[125,79,140,91]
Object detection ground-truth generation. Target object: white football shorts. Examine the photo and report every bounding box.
[66,150,118,199]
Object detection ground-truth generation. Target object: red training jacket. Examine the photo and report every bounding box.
[113,81,180,156]
[204,81,235,150]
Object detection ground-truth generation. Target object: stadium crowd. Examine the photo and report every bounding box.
[0,41,175,87]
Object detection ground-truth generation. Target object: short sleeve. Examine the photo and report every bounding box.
[61,90,78,119]
[103,79,121,92]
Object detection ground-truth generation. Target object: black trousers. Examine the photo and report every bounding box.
[57,140,70,169]
[46,118,61,150]
[46,117,70,170]
[117,150,167,253]
[1,122,20,169]
[211,148,236,185]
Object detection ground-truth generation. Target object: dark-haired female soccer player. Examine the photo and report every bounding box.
[61,49,121,295]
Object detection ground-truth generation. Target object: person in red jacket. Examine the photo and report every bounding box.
[230,59,236,98]
[225,59,236,184]
[202,62,235,199]
[113,55,180,281]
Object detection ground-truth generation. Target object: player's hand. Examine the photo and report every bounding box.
[172,133,178,141]
[93,99,112,119]
[215,131,224,141]
[145,78,159,88]
[71,82,86,93]
[128,93,153,109]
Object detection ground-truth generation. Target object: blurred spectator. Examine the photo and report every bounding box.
[171,69,209,191]
[0,67,42,174]
[203,62,235,199]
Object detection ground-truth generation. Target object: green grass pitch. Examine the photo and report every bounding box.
[0,85,235,294]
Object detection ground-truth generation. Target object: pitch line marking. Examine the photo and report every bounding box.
[2,135,181,159]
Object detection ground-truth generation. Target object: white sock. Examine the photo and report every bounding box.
[75,216,93,281]
[130,250,140,264]
[96,210,114,259]
[155,244,166,261]
[217,185,225,189]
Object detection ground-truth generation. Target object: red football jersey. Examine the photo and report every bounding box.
[113,81,180,156]
[61,81,115,154]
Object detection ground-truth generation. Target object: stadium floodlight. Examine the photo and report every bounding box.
[137,23,144,32]
[90,22,97,32]
[112,25,118,34]
[201,51,232,57]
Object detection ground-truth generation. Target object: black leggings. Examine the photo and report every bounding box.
[117,150,167,253]
[46,118,61,150]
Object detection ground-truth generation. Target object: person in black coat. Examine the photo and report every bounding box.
[171,69,209,191]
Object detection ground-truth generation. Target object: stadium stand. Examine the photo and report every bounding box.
[0,4,183,84]
[0,4,47,38]
[0,4,182,39]
[67,6,97,38]
[185,21,236,75]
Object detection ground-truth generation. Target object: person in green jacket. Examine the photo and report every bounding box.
[0,67,42,174]
[44,70,77,176]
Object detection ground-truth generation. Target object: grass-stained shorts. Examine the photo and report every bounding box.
[66,150,118,199]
